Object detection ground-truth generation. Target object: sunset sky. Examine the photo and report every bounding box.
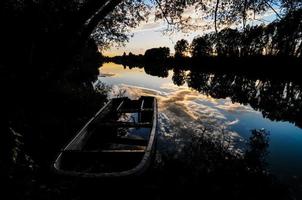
[102,7,278,57]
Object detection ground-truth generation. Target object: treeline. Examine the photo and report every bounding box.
[180,8,302,58]
[107,8,302,65]
[177,8,302,58]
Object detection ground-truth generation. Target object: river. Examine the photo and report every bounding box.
[96,62,302,182]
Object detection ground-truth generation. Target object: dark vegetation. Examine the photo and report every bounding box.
[0,1,122,198]
[188,8,302,58]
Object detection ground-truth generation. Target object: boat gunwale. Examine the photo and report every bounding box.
[53,97,157,178]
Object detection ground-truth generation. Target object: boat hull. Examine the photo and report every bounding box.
[53,96,157,178]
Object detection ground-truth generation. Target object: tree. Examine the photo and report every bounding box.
[0,0,150,73]
[1,0,301,72]
[92,0,150,49]
[215,28,241,57]
[241,25,266,56]
[144,47,170,61]
[152,0,302,33]
[190,36,213,58]
[174,39,189,58]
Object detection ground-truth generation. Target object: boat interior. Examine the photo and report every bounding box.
[58,97,155,173]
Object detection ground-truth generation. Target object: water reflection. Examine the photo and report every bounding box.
[172,68,186,86]
[144,63,169,78]
[185,71,302,128]
[101,62,302,129]
[98,62,302,181]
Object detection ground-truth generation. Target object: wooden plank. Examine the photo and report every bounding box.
[142,108,153,111]
[100,149,145,153]
[116,100,124,112]
[112,137,148,146]
[117,108,140,113]
[62,149,145,153]
[140,99,144,110]
[98,121,152,127]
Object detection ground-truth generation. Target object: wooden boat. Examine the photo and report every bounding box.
[53,96,157,178]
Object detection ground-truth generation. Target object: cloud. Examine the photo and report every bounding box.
[226,119,239,126]
[215,101,255,113]
[131,21,165,33]
[105,83,247,155]
[98,72,116,77]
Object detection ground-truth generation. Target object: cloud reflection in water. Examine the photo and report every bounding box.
[107,83,250,155]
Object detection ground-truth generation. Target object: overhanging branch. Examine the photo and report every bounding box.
[214,0,220,33]
[154,0,173,25]
[264,1,282,20]
[81,0,123,43]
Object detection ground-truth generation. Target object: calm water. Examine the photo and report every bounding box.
[96,62,302,180]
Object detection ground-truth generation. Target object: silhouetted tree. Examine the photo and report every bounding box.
[174,39,189,58]
[273,8,302,57]
[241,25,266,56]
[215,28,241,57]
[173,8,302,58]
[144,47,170,62]
[190,36,213,58]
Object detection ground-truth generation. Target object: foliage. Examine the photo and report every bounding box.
[174,39,190,58]
[144,47,170,61]
[92,0,150,49]
[152,0,301,32]
[174,8,302,58]
[215,28,242,56]
[190,35,213,57]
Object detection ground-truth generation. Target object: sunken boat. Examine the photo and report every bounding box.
[53,96,157,178]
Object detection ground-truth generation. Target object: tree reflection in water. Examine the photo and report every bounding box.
[172,68,186,86]
[129,62,302,129]
[150,128,289,200]
[144,63,169,78]
[185,70,302,128]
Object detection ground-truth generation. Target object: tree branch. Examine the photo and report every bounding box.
[154,0,173,25]
[214,0,220,33]
[242,0,247,31]
[264,1,282,20]
[81,0,123,44]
